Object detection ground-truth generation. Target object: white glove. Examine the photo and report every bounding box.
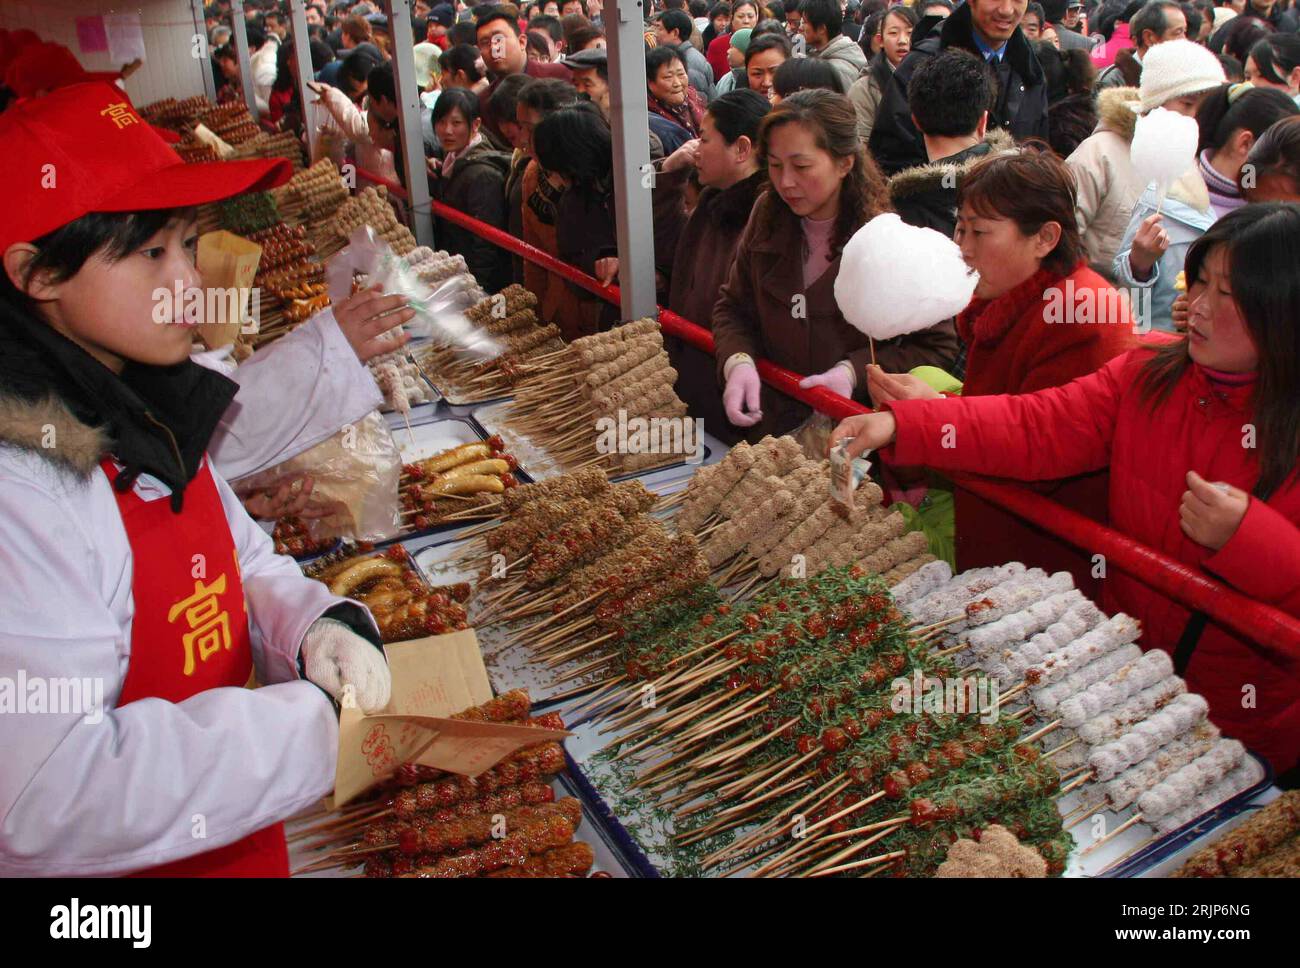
[301,618,391,713]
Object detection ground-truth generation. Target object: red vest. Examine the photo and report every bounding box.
[103,458,289,877]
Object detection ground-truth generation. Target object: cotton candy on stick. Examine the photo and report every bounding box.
[834,212,979,363]
[1130,107,1199,215]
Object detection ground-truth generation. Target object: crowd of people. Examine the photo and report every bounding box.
[0,0,1299,876]
[195,0,1300,793]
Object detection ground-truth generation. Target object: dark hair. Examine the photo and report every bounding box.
[340,47,381,86]
[525,29,552,57]
[958,146,1084,276]
[214,43,237,63]
[518,76,579,112]
[574,24,607,49]
[757,89,891,253]
[646,44,687,82]
[529,13,563,39]
[477,6,523,34]
[772,55,846,96]
[880,5,919,31]
[710,2,733,19]
[533,102,612,188]
[246,24,268,50]
[766,0,786,22]
[746,30,793,63]
[1037,40,1096,102]
[366,61,397,102]
[1210,15,1272,64]
[1180,2,1202,41]
[659,8,695,41]
[1131,0,1181,48]
[2,209,191,313]
[919,0,954,12]
[1025,2,1047,25]
[799,0,844,36]
[908,49,993,137]
[490,71,532,124]
[1249,34,1300,85]
[1196,83,1298,156]
[708,88,772,143]
[1139,203,1300,497]
[1244,115,1300,194]
[309,37,336,72]
[440,43,484,82]
[449,20,479,45]
[690,0,710,16]
[731,0,762,23]
[1219,53,1245,83]
[432,85,481,124]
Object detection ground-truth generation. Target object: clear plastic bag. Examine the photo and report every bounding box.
[326,226,500,357]
[233,410,401,543]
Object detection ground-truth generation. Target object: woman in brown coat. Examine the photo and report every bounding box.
[712,89,959,440]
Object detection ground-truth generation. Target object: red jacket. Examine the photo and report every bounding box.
[951,264,1139,597]
[887,348,1300,774]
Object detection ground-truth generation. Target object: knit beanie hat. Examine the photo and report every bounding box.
[1136,39,1227,113]
[731,28,753,53]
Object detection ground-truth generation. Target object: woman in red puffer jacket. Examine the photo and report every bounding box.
[831,203,1300,779]
[869,149,1140,597]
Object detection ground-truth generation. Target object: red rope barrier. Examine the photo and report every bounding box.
[356,175,1300,659]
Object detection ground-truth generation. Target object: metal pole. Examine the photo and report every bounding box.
[229,0,260,120]
[191,0,219,101]
[288,0,318,162]
[606,0,657,320]
[382,0,436,247]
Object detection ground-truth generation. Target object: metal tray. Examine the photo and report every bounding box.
[287,771,634,878]
[1106,770,1279,878]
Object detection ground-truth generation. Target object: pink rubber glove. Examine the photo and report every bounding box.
[798,362,855,400]
[723,362,763,427]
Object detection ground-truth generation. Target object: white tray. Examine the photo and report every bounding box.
[397,415,484,465]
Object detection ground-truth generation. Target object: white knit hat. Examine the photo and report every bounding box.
[1135,39,1227,114]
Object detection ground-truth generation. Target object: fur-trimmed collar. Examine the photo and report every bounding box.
[0,391,111,479]
[1096,86,1140,142]
[888,128,1015,200]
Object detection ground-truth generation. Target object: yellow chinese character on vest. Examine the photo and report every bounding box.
[167,575,233,676]
[100,102,139,129]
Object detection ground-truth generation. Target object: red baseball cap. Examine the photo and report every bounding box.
[0,81,291,254]
[4,42,121,99]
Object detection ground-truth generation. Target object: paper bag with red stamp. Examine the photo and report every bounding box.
[333,629,568,807]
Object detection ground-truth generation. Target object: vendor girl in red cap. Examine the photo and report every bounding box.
[0,82,399,876]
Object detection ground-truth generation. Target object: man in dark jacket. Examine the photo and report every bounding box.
[868,0,1048,175]
[888,49,1013,239]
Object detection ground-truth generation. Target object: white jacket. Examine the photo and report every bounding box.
[251,36,280,115]
[0,391,366,876]
[314,84,399,185]
[202,310,384,483]
[1065,87,1146,277]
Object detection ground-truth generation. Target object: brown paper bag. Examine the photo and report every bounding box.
[196,230,262,349]
[332,630,568,807]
